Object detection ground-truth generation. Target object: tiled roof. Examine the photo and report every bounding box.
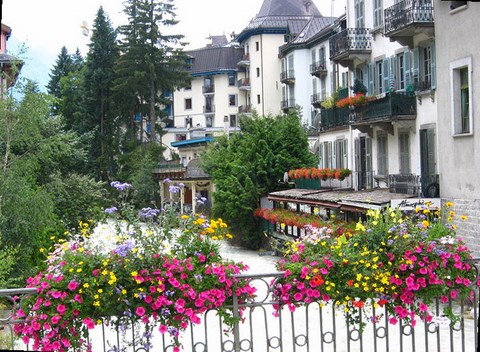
[187,46,243,76]
[257,0,322,17]
[289,16,335,44]
[236,0,326,42]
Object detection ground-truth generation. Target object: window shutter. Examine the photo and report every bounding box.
[311,49,316,64]
[383,58,390,93]
[412,47,420,85]
[343,139,348,168]
[366,137,373,187]
[404,51,412,89]
[354,138,360,174]
[368,63,374,96]
[332,141,337,169]
[312,78,317,95]
[391,55,397,90]
[430,42,436,90]
[318,142,324,167]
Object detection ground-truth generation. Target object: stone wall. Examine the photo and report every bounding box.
[445,198,480,258]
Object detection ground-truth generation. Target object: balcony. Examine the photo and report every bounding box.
[281,99,296,113]
[310,92,326,108]
[309,60,327,78]
[280,69,295,85]
[384,0,434,47]
[320,107,350,131]
[238,104,252,114]
[202,84,215,95]
[203,105,215,114]
[389,174,439,197]
[237,53,250,66]
[329,28,372,69]
[237,78,251,91]
[352,92,416,135]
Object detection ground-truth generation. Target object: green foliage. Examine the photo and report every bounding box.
[113,0,190,144]
[0,235,19,288]
[201,112,317,248]
[83,6,120,180]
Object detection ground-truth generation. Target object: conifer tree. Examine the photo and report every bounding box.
[83,6,119,180]
[113,0,190,145]
[46,46,73,101]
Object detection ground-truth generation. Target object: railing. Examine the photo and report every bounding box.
[238,104,252,114]
[280,69,295,83]
[311,92,326,106]
[329,28,372,60]
[281,99,296,111]
[237,78,250,89]
[309,60,327,76]
[202,84,215,94]
[203,104,215,114]
[237,53,250,66]
[354,92,416,121]
[320,106,350,130]
[2,267,478,352]
[389,173,439,197]
[384,0,434,35]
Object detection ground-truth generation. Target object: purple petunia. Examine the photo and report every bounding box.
[110,181,131,191]
[105,207,118,214]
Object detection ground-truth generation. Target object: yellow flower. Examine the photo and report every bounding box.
[181,214,190,219]
[131,271,138,277]
[121,289,127,295]
[83,283,89,288]
[97,289,103,293]
[460,215,468,221]
[445,201,454,207]
[93,301,100,307]
[355,222,366,232]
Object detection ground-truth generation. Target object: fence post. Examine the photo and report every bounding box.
[232,285,241,352]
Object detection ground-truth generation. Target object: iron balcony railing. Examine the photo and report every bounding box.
[281,99,296,111]
[354,92,416,121]
[203,104,215,114]
[384,0,434,36]
[237,53,250,66]
[238,104,252,114]
[2,264,478,352]
[389,173,439,197]
[320,106,350,130]
[202,84,215,94]
[309,60,327,77]
[311,92,326,107]
[280,69,295,84]
[237,78,251,90]
[329,28,372,60]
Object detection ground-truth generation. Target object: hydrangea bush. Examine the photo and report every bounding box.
[13,181,256,351]
[273,203,479,328]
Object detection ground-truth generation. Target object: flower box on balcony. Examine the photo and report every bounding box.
[294,178,321,190]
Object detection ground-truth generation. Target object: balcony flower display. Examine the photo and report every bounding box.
[273,204,479,329]
[13,181,256,352]
[288,168,352,181]
[335,93,376,108]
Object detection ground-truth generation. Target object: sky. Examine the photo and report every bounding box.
[1,0,345,91]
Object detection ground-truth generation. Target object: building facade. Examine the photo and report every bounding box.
[434,0,480,255]
[0,23,23,97]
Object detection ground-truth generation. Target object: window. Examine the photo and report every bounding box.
[319,47,326,65]
[355,0,365,28]
[257,94,261,104]
[397,53,405,90]
[323,142,333,168]
[206,116,213,127]
[229,114,237,128]
[228,94,237,106]
[228,73,236,86]
[398,131,410,174]
[184,98,192,110]
[184,82,191,90]
[412,43,436,91]
[335,139,348,169]
[176,134,187,141]
[450,57,472,135]
[376,60,383,94]
[255,41,259,51]
[377,132,388,176]
[256,67,260,77]
[373,0,383,28]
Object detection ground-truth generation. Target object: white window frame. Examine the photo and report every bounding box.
[449,56,473,136]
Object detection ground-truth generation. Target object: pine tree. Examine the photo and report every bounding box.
[113,0,190,145]
[46,46,73,100]
[83,6,119,180]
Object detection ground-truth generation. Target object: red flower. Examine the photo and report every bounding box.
[310,275,325,287]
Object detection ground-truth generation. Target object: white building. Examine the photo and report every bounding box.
[434,0,480,256]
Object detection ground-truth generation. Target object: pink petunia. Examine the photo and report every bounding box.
[67,280,79,291]
[56,304,67,315]
[135,306,146,317]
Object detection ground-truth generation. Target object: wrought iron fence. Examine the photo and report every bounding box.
[329,28,372,60]
[2,268,478,351]
[354,92,416,121]
[384,0,434,35]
